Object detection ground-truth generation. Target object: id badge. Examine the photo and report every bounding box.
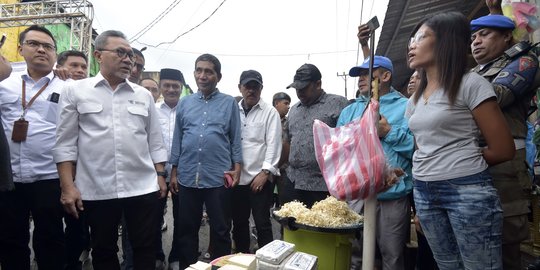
[12,118,28,142]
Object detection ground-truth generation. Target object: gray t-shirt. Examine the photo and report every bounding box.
[405,72,495,181]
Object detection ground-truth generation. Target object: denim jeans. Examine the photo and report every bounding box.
[413,170,503,270]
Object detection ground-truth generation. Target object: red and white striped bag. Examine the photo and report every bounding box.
[313,100,386,201]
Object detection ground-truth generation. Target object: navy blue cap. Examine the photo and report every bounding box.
[239,70,263,85]
[349,56,393,77]
[471,15,515,33]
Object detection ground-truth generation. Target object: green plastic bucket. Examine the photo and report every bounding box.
[283,227,354,270]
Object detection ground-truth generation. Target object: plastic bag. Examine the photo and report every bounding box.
[313,99,386,201]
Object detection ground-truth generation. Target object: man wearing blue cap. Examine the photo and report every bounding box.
[337,56,414,270]
[471,5,540,269]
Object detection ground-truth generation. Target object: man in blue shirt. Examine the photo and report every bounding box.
[169,54,242,270]
[337,56,414,270]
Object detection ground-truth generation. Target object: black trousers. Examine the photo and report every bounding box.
[84,192,159,270]
[167,192,180,263]
[64,211,90,270]
[294,189,330,208]
[0,180,65,270]
[275,170,297,207]
[231,180,274,253]
[176,186,231,269]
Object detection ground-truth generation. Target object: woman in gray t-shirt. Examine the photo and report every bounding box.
[405,12,514,270]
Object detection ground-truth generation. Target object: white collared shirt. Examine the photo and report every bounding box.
[157,101,177,181]
[238,99,282,185]
[53,73,168,200]
[0,70,65,183]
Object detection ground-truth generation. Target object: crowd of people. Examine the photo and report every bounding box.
[1,0,540,269]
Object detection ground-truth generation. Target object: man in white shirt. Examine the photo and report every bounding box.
[0,25,66,270]
[53,30,168,270]
[156,68,184,269]
[231,70,282,253]
[56,49,92,270]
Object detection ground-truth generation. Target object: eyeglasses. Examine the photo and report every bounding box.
[99,48,134,60]
[23,40,56,52]
[134,63,145,71]
[409,31,428,48]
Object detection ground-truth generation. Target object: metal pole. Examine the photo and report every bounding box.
[362,25,379,270]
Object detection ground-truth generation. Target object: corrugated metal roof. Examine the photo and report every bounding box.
[375,0,489,92]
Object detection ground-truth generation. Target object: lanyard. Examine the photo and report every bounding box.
[21,79,49,119]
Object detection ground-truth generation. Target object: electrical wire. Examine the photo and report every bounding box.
[136,0,227,48]
[129,0,183,42]
[132,45,357,57]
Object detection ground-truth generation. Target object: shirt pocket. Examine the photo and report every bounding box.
[243,122,265,143]
[77,102,104,130]
[0,94,21,122]
[44,92,60,123]
[127,105,149,133]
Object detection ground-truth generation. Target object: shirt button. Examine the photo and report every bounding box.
[198,162,202,165]
[200,134,203,137]
[199,148,202,151]
[202,124,205,126]
[204,112,207,114]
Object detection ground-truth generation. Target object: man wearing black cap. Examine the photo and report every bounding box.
[156,68,185,268]
[284,63,348,207]
[231,70,281,253]
[471,4,540,268]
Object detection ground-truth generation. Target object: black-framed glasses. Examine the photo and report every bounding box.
[23,40,56,52]
[99,48,134,60]
[134,63,145,71]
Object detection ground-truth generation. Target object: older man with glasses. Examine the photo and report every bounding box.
[54,30,168,270]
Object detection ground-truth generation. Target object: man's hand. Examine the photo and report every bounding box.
[358,24,371,46]
[169,166,179,195]
[158,176,167,198]
[54,67,71,80]
[250,172,269,193]
[486,0,503,15]
[61,185,83,219]
[225,163,242,187]
[377,116,391,138]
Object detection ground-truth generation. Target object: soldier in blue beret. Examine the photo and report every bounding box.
[471,3,540,269]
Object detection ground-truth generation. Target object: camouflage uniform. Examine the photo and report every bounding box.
[472,41,540,270]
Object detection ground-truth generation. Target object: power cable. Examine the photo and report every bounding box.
[129,0,183,42]
[136,0,227,48]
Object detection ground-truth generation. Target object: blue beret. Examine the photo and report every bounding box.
[471,15,515,32]
[349,56,393,77]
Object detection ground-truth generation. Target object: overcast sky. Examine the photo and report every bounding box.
[89,0,389,104]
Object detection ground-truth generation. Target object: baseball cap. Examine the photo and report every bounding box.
[349,56,394,77]
[239,70,263,85]
[286,63,322,89]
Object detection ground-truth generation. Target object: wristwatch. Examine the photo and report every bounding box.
[261,169,271,175]
[156,171,168,178]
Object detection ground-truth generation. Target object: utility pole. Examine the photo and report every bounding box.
[337,72,348,99]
